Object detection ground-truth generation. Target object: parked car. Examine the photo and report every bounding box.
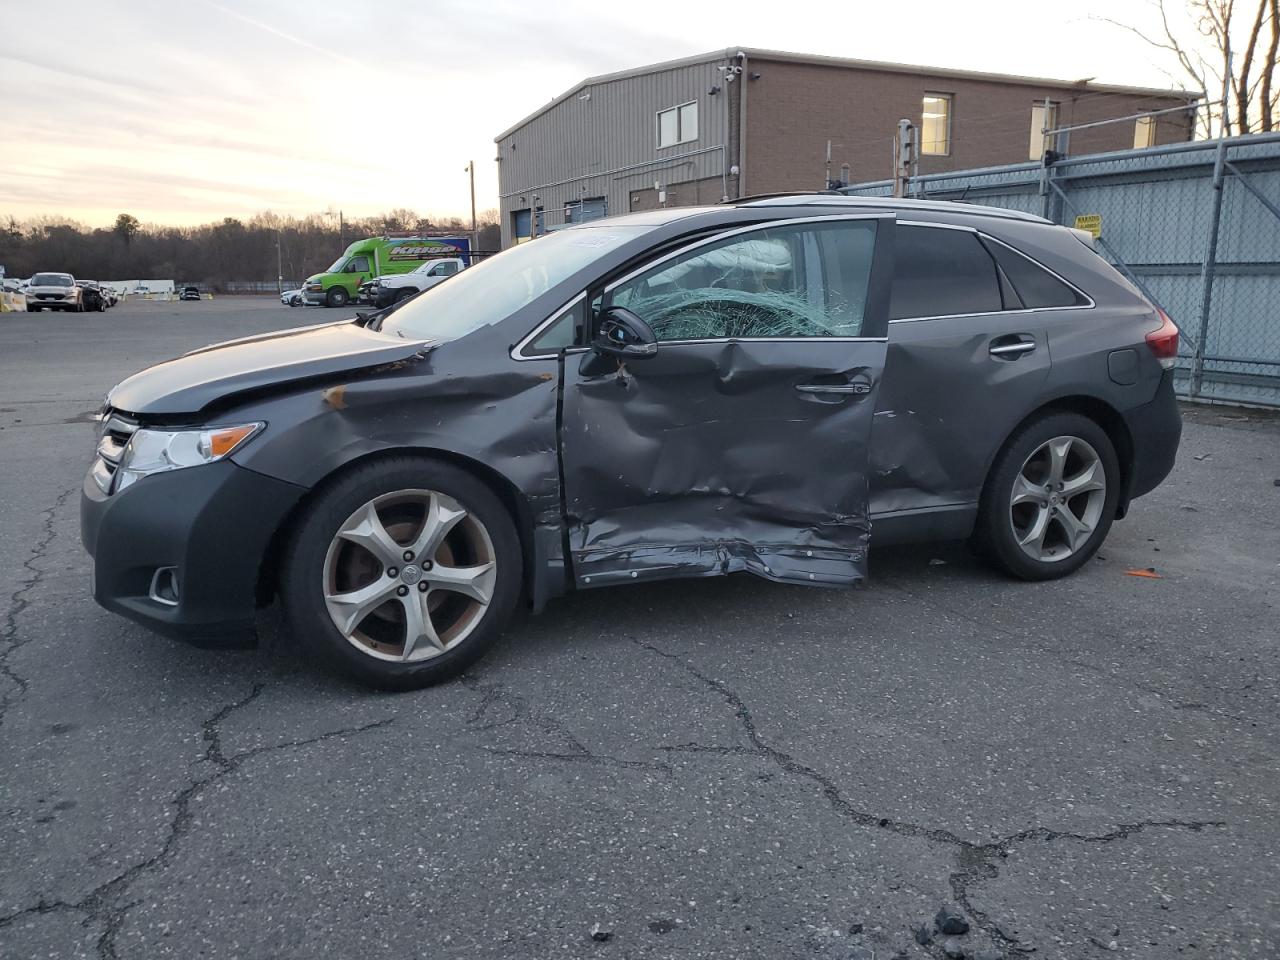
[281,288,304,307]
[75,281,109,312]
[26,273,83,312]
[358,257,465,308]
[81,196,1181,689]
[180,286,201,301]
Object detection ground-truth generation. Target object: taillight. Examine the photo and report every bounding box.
[1145,309,1180,370]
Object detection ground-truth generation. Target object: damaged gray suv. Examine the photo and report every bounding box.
[82,197,1181,689]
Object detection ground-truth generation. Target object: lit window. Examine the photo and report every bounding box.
[1030,101,1059,160]
[1134,115,1156,148]
[921,94,951,156]
[657,101,698,148]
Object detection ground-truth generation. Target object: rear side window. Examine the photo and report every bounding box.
[981,238,1089,308]
[890,226,1001,320]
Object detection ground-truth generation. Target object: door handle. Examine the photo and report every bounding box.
[795,383,870,395]
[989,336,1036,359]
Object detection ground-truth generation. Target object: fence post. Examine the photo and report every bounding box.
[1191,136,1228,399]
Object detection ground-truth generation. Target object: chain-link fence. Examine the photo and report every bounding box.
[842,133,1280,408]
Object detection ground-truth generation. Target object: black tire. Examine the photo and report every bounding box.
[26,305,37,312]
[325,286,349,308]
[974,411,1120,581]
[394,287,418,303]
[280,456,522,690]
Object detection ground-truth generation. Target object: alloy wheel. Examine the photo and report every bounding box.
[322,489,497,662]
[1009,435,1107,563]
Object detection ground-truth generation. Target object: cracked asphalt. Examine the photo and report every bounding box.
[1,297,1277,959]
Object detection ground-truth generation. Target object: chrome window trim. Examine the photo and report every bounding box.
[888,220,1095,324]
[628,336,888,346]
[603,213,889,295]
[510,293,586,361]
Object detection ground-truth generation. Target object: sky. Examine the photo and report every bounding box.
[0,0,1211,227]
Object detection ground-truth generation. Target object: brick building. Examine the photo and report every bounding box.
[495,47,1199,246]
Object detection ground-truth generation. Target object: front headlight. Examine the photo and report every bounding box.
[115,423,263,492]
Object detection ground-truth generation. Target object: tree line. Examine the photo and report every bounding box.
[0,209,503,288]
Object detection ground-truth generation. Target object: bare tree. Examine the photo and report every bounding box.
[1102,0,1279,136]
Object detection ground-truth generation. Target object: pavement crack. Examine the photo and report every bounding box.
[3,683,392,959]
[635,639,973,845]
[461,673,671,775]
[479,745,671,773]
[0,899,86,927]
[636,639,1228,956]
[0,488,75,731]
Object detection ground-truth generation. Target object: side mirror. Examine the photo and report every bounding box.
[592,306,658,359]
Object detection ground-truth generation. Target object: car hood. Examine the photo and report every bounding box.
[107,320,434,417]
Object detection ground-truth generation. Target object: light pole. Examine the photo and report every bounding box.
[464,160,477,256]
[276,229,283,297]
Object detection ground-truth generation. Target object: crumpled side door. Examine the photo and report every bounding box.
[559,214,894,589]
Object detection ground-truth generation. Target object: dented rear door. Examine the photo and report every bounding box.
[560,214,893,589]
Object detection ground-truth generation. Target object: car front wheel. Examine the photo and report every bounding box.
[281,457,521,689]
[975,411,1120,581]
[325,287,349,308]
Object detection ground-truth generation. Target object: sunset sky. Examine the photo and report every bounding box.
[0,0,1212,227]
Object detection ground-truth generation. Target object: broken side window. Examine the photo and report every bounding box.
[602,220,878,341]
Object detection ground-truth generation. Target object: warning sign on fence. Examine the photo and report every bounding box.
[1074,214,1102,238]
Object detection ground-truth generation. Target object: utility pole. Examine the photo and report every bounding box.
[275,229,283,297]
[465,160,477,255]
[825,139,832,190]
[892,119,915,197]
[339,210,345,250]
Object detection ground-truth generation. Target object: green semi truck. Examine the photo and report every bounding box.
[303,235,471,307]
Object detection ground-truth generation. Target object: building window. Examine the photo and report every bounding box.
[1134,115,1157,148]
[920,94,951,155]
[1029,101,1059,160]
[657,101,698,148]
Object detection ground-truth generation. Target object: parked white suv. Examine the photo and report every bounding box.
[26,273,84,312]
[358,258,465,308]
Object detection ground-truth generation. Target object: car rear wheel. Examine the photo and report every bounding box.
[394,288,417,303]
[325,287,349,308]
[975,411,1120,581]
[280,457,521,690]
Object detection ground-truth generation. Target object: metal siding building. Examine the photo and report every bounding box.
[495,48,1198,248]
[495,52,737,248]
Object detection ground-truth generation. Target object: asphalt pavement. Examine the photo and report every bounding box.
[1,296,1277,959]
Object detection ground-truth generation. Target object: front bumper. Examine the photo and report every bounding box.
[31,292,77,306]
[81,460,307,647]
[303,289,329,305]
[1121,369,1182,507]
